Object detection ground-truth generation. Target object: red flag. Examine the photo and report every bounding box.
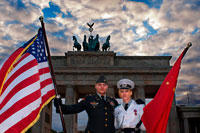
[141,47,189,133]
[0,28,55,132]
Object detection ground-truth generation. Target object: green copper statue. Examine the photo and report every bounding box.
[83,35,89,51]
[85,34,100,51]
[72,36,81,51]
[72,23,110,51]
[102,35,110,51]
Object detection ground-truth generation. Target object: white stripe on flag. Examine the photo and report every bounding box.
[5,55,35,82]
[0,66,39,103]
[41,83,54,96]
[0,81,40,114]
[0,98,41,132]
[38,61,49,69]
[40,72,52,82]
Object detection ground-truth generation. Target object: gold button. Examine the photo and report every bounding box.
[105,124,107,127]
[105,107,107,110]
[105,118,108,121]
[105,112,108,115]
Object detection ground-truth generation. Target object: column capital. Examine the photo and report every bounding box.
[106,87,115,97]
[65,84,74,88]
[135,85,145,88]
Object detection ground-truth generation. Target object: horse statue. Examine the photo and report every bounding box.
[82,35,89,51]
[94,34,100,51]
[72,36,81,51]
[102,35,111,51]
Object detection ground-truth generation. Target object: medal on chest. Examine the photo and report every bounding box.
[109,101,115,107]
[134,109,137,116]
[90,101,99,108]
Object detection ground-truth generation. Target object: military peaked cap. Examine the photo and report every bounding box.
[96,75,108,84]
[117,79,134,90]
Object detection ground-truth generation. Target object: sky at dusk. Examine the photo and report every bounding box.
[0,0,200,131]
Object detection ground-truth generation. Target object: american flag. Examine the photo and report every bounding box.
[0,28,55,132]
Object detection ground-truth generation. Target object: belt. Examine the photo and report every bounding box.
[116,128,140,133]
[121,128,136,133]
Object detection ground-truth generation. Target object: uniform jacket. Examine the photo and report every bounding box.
[59,94,118,133]
[114,100,146,131]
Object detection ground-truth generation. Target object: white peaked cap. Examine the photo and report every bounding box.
[117,79,134,90]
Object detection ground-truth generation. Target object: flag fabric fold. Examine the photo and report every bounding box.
[141,48,187,133]
[0,28,55,132]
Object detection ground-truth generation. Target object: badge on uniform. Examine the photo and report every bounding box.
[134,109,137,116]
[90,101,99,108]
[110,101,115,107]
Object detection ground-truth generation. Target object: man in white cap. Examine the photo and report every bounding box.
[114,79,146,133]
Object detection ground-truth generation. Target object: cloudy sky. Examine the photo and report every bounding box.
[0,0,199,131]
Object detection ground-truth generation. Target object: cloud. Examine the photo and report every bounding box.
[29,0,50,9]
[152,0,200,31]
[0,0,199,131]
[0,1,42,25]
[0,0,199,109]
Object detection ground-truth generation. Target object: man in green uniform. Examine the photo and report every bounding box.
[54,75,118,133]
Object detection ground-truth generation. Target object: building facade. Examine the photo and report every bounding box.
[32,51,182,133]
[177,106,200,133]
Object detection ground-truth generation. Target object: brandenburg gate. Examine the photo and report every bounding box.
[30,23,180,132]
[50,51,179,133]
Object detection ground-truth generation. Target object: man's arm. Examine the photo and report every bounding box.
[54,98,88,114]
[135,99,146,131]
[138,104,146,131]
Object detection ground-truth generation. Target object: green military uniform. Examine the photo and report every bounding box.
[57,94,118,133]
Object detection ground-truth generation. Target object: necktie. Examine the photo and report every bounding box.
[101,96,106,103]
[124,103,128,111]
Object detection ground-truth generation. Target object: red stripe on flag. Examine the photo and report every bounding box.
[5,90,55,133]
[42,89,55,104]
[13,53,30,68]
[0,89,41,124]
[1,59,38,95]
[0,48,24,96]
[5,105,41,133]
[39,67,50,75]
[0,73,40,109]
[41,78,53,89]
[4,91,55,133]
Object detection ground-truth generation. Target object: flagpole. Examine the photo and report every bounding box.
[39,16,67,133]
[182,42,192,58]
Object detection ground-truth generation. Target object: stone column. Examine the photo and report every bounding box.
[167,97,180,133]
[64,85,77,133]
[183,118,189,133]
[133,86,145,102]
[107,87,115,98]
[31,102,52,133]
[31,110,43,133]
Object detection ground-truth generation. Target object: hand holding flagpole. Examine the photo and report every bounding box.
[39,16,67,133]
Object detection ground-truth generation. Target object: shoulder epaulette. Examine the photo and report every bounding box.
[86,94,95,97]
[115,104,121,109]
[135,99,145,104]
[116,104,121,107]
[85,94,96,100]
[107,96,115,100]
